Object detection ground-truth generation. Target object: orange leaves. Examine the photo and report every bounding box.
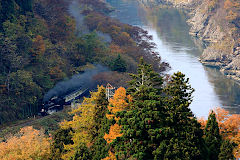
[199,107,240,158]
[0,126,50,160]
[106,87,130,121]
[104,124,123,144]
[213,107,240,139]
[214,107,229,122]
[49,66,65,81]
[224,0,240,9]
[109,44,125,54]
[224,0,239,20]
[102,151,117,160]
[103,87,129,159]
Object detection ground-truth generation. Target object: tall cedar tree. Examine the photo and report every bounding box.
[91,86,110,160]
[114,58,165,159]
[204,111,222,160]
[154,72,206,160]
[218,140,234,160]
[50,128,73,160]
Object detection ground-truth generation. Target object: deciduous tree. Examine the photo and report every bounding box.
[0,126,50,160]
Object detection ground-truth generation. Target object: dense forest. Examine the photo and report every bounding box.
[1,0,240,159]
[0,59,240,159]
[0,0,168,125]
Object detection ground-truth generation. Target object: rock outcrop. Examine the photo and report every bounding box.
[138,0,240,83]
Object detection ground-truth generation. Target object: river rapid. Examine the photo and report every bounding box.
[106,0,240,117]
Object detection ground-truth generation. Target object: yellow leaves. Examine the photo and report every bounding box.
[0,126,50,160]
[61,86,106,159]
[104,124,123,144]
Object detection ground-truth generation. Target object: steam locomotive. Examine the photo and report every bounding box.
[40,88,89,115]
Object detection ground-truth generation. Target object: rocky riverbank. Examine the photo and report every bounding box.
[138,0,240,83]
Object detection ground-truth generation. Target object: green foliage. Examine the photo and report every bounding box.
[111,54,127,72]
[218,140,234,160]
[154,72,205,160]
[0,0,15,27]
[15,0,33,13]
[90,86,110,160]
[71,143,92,160]
[204,111,222,160]
[50,128,73,160]
[114,58,165,159]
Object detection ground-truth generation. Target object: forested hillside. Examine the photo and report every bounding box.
[1,0,240,159]
[0,59,239,159]
[0,0,168,125]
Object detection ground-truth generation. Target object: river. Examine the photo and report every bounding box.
[106,0,240,117]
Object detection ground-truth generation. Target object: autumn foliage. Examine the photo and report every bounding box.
[199,107,240,158]
[0,126,50,160]
[103,87,130,159]
[104,87,130,142]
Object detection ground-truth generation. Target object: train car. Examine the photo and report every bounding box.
[40,88,89,115]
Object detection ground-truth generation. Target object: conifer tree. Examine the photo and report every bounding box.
[154,72,206,160]
[61,86,109,160]
[50,128,73,160]
[91,86,110,160]
[204,111,222,160]
[111,54,127,72]
[114,58,165,160]
[218,140,234,160]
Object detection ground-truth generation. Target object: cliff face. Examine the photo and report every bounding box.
[187,0,240,82]
[139,0,240,82]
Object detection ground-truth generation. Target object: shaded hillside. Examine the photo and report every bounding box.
[0,0,168,125]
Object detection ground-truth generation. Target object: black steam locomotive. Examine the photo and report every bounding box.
[40,88,89,115]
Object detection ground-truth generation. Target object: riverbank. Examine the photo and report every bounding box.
[138,0,240,83]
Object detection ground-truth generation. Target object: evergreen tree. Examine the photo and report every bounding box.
[72,144,92,160]
[154,72,206,160]
[204,111,222,160]
[114,58,165,159]
[90,86,110,160]
[111,54,127,72]
[50,128,73,160]
[218,140,234,160]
